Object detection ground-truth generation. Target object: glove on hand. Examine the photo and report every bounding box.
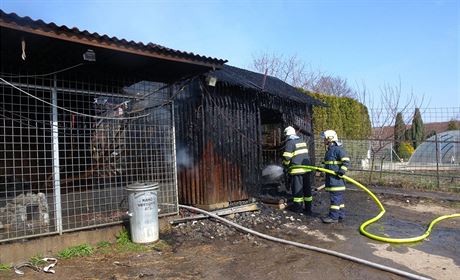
[336,169,345,177]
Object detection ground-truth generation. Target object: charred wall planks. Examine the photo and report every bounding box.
[175,79,314,206]
[175,81,260,205]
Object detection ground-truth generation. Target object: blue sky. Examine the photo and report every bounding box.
[1,0,459,109]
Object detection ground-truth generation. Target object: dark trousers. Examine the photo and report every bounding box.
[291,173,312,212]
[328,190,345,220]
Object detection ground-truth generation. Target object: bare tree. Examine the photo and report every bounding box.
[364,79,425,183]
[250,52,322,89]
[250,52,355,98]
[310,75,356,98]
[354,80,368,105]
[251,52,284,80]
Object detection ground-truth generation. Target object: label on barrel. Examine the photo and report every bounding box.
[136,192,156,211]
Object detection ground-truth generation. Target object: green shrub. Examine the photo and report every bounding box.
[399,141,414,161]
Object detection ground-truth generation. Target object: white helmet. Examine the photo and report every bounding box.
[321,130,338,142]
[284,126,296,136]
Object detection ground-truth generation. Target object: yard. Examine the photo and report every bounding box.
[1,186,459,280]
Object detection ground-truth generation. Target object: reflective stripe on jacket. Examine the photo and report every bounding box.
[283,136,311,174]
[324,143,350,187]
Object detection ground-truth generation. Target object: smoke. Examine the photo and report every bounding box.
[262,165,284,181]
[176,147,192,170]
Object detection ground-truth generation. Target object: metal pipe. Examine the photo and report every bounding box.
[0,80,143,99]
[170,86,179,215]
[0,231,59,244]
[51,75,63,234]
[60,221,124,233]
[435,133,440,189]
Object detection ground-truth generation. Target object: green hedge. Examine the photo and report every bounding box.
[304,91,372,139]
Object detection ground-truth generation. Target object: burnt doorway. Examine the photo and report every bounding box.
[260,107,287,196]
[260,107,283,165]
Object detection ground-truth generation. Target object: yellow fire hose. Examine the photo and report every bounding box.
[292,165,460,243]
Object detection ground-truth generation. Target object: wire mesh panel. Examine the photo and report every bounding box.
[313,107,460,190]
[0,76,55,241]
[0,72,178,242]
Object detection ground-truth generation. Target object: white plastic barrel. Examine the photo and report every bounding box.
[125,182,160,243]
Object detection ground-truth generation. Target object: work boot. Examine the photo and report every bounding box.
[304,202,312,216]
[321,216,338,224]
[290,202,304,213]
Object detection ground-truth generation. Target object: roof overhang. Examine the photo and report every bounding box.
[0,20,224,68]
[0,10,227,83]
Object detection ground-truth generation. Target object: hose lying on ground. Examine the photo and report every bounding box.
[292,165,460,244]
[178,204,431,280]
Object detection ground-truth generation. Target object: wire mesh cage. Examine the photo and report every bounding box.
[0,71,178,242]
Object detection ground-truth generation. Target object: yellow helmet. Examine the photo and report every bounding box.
[321,130,338,142]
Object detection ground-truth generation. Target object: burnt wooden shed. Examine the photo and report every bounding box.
[175,65,323,208]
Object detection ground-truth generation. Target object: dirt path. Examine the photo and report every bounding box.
[1,188,459,280]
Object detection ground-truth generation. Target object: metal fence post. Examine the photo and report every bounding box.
[435,133,440,189]
[390,142,393,163]
[52,75,63,234]
[170,87,179,214]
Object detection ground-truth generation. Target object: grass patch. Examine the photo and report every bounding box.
[116,228,131,245]
[115,228,147,252]
[29,255,47,266]
[101,229,170,254]
[0,263,11,270]
[95,241,113,254]
[57,244,94,259]
[96,241,111,248]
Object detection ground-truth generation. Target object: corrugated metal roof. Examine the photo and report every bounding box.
[212,65,324,106]
[0,10,227,67]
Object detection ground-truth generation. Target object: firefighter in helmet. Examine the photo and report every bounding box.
[282,126,313,214]
[321,130,350,223]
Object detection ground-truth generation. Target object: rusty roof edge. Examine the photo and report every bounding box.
[0,10,227,68]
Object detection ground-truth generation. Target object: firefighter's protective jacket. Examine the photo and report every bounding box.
[323,143,350,190]
[282,136,310,174]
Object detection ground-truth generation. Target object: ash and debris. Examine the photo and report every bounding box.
[168,196,329,247]
[168,175,335,246]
